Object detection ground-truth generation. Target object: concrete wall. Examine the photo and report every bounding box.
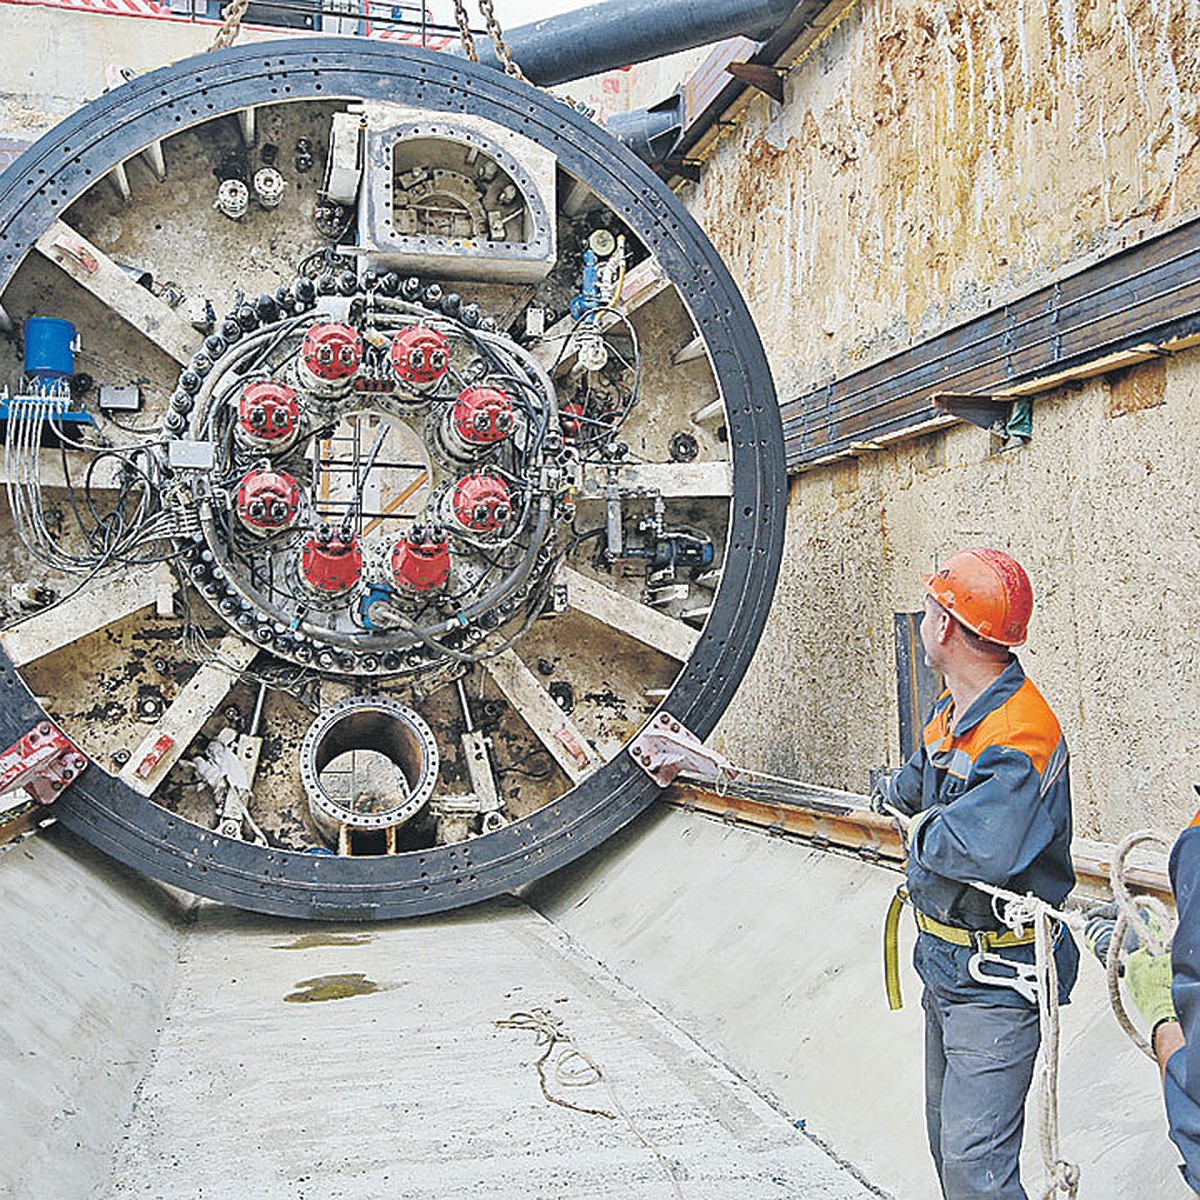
[0,8,300,141]
[0,828,188,1200]
[658,0,1200,838]
[689,0,1200,397]
[531,803,1191,1200]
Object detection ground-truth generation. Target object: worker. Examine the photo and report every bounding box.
[1085,814,1200,1193]
[876,548,1078,1200]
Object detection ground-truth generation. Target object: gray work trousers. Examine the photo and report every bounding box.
[922,989,1041,1200]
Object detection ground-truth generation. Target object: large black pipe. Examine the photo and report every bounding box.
[468,0,797,87]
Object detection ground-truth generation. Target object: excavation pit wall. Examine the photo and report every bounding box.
[705,356,1200,842]
[1,814,1190,1199]
[644,0,1200,842]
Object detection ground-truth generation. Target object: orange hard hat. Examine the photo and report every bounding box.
[921,548,1034,647]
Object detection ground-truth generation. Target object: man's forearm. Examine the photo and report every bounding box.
[1156,1019,1186,1081]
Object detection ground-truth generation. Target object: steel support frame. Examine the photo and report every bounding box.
[0,40,785,920]
[781,215,1200,470]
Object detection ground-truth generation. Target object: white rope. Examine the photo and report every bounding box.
[970,881,1082,1199]
[711,761,865,804]
[1106,829,1176,1059]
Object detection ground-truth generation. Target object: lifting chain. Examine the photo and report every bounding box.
[207,0,527,81]
[208,0,252,52]
[453,0,529,83]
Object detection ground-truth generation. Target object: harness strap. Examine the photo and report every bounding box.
[884,890,905,1011]
[883,888,1037,1010]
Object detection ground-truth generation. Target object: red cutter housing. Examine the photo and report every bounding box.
[448,473,512,533]
[235,468,301,535]
[299,322,363,395]
[560,399,583,439]
[391,528,451,592]
[237,380,300,449]
[452,386,514,446]
[391,326,451,387]
[300,531,363,595]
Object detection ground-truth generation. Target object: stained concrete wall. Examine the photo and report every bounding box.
[531,803,1192,1200]
[713,360,1200,840]
[655,0,1200,838]
[0,7,292,143]
[0,829,189,1200]
[689,0,1200,397]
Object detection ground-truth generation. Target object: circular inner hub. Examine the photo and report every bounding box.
[168,288,555,678]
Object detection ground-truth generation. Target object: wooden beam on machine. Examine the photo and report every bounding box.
[558,567,699,663]
[119,634,258,796]
[0,565,173,668]
[35,219,199,366]
[483,649,605,783]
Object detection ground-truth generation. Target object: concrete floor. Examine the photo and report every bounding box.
[4,808,1189,1200]
[1,829,878,1200]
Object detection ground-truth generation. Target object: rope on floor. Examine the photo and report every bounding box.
[496,1007,685,1199]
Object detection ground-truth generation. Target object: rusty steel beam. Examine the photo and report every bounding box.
[781,212,1200,471]
[668,782,1174,903]
[671,781,905,862]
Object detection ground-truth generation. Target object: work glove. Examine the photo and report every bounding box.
[1084,902,1122,971]
[1124,944,1177,1033]
[902,805,932,848]
[869,777,890,814]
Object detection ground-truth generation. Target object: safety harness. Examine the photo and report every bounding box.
[884,886,1038,1009]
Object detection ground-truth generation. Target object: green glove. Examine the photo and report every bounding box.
[1124,944,1177,1032]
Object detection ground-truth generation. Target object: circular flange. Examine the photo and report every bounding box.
[300,696,439,835]
[0,39,786,920]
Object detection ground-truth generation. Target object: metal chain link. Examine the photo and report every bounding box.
[452,0,479,62]
[476,0,529,82]
[208,0,252,51]
[208,0,526,81]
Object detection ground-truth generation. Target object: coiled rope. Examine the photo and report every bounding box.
[1104,829,1176,1059]
[496,1008,684,1199]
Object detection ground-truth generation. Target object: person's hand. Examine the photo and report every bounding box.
[1084,902,1119,969]
[868,770,894,814]
[869,778,889,814]
[902,806,931,847]
[1125,944,1177,1033]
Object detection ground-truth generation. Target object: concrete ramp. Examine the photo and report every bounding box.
[530,805,1191,1199]
[1,829,878,1200]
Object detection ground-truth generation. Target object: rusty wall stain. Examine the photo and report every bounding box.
[690,0,1200,400]
[1104,358,1167,418]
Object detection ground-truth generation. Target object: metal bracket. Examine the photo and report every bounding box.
[933,392,1033,448]
[725,62,786,103]
[628,711,732,787]
[0,720,88,806]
